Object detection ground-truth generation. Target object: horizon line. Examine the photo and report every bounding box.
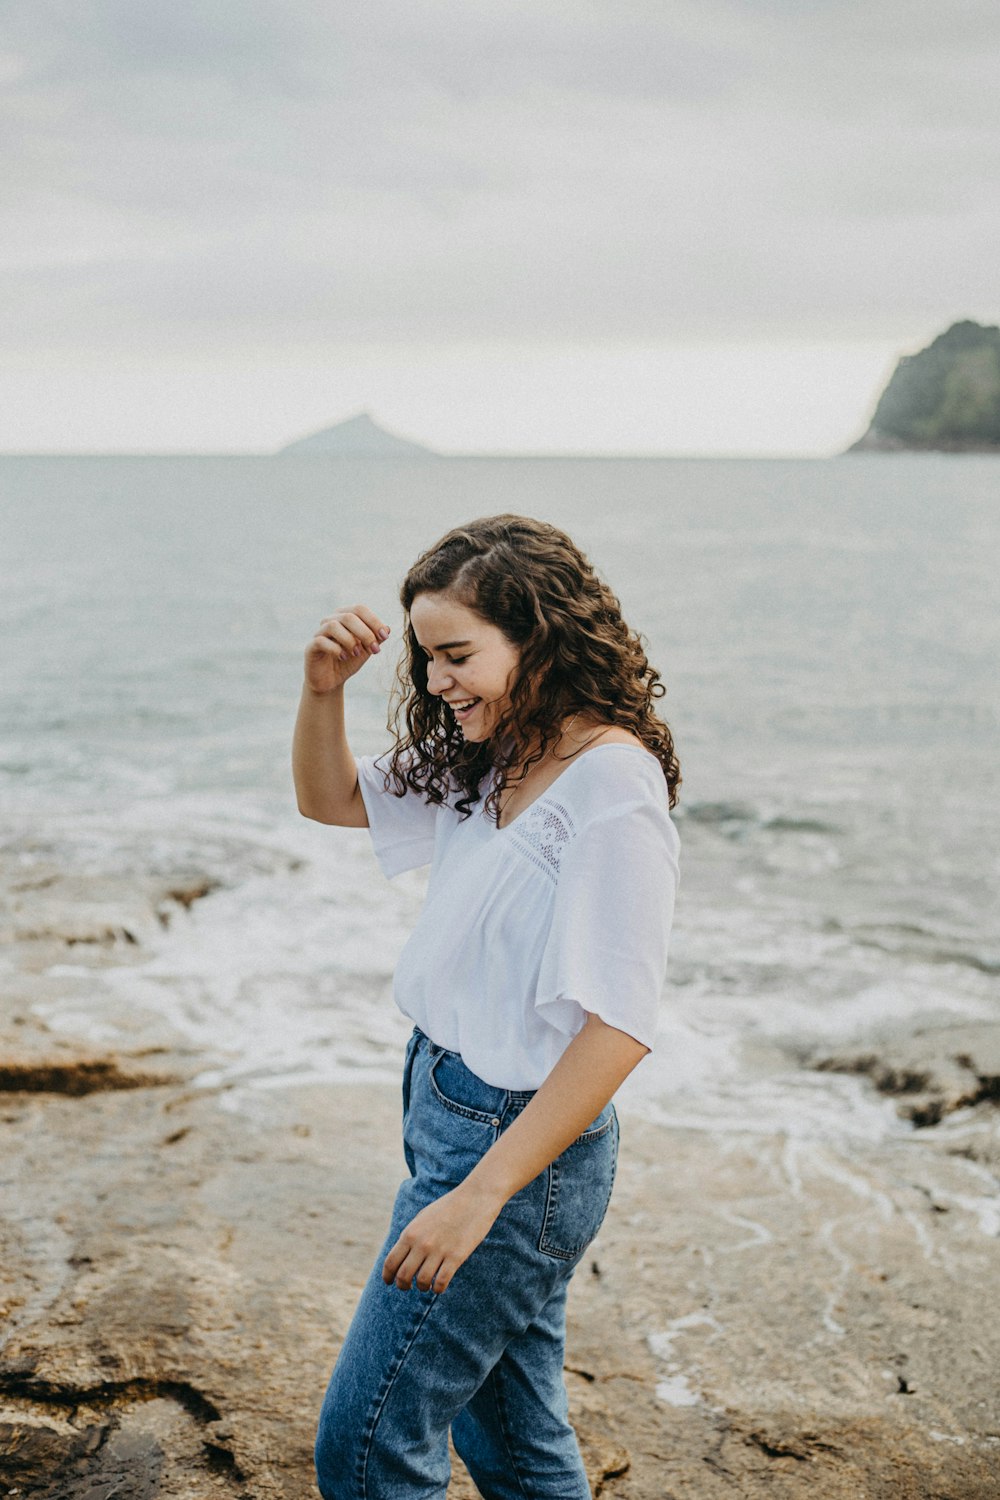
[0,446,855,461]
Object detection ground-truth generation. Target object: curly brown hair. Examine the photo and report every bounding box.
[384,513,681,819]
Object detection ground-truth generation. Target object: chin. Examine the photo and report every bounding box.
[455,702,500,744]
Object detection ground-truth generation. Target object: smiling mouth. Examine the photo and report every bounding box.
[448,698,481,718]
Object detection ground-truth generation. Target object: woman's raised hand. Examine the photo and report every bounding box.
[304,606,391,695]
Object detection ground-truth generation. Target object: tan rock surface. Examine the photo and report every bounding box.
[2,860,999,1496]
[2,1050,999,1497]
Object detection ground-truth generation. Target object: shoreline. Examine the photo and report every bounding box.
[2,859,1000,1496]
[3,1045,999,1497]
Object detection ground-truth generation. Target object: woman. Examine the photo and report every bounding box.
[294,514,680,1499]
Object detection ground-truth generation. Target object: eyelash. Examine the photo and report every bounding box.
[422,653,469,666]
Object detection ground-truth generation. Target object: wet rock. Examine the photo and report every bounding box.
[0,1409,107,1488]
[0,1393,240,1499]
[813,1022,1000,1129]
[155,877,223,930]
[0,1057,176,1096]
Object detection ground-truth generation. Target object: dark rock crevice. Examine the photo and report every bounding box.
[0,1372,221,1423]
[746,1428,843,1462]
[0,1058,175,1096]
[0,1374,249,1493]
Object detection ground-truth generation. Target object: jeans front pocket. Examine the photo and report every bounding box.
[418,1048,504,1186]
[538,1104,619,1262]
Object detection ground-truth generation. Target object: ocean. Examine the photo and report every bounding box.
[2,454,998,1141]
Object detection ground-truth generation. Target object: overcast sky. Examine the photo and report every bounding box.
[3,1,998,453]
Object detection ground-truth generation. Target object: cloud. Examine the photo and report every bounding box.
[2,0,998,356]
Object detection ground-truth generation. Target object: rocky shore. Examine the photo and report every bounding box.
[2,856,999,1498]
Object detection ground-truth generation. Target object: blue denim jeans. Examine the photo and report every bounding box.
[315,1026,619,1499]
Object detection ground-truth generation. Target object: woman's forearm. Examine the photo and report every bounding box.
[461,1013,648,1207]
[292,683,368,826]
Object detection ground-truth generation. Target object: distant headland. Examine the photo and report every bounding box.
[277,411,438,457]
[849,320,1000,453]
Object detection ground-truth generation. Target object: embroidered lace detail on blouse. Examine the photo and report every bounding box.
[507,798,577,883]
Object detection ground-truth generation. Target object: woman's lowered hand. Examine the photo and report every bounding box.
[382,1182,503,1295]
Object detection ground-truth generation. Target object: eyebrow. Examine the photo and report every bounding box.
[423,639,472,652]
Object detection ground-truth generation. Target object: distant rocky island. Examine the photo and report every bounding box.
[277,411,437,457]
[849,320,1000,452]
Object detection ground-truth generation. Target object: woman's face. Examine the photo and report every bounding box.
[409,592,521,742]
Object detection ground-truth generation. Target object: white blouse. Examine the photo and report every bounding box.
[356,743,680,1090]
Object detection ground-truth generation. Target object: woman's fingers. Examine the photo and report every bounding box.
[303,604,391,695]
[317,618,363,657]
[381,1187,500,1294]
[349,604,391,641]
[382,1230,421,1284]
[382,1229,447,1293]
[382,1229,461,1293]
[428,1258,457,1294]
[381,1236,406,1285]
[319,609,389,656]
[384,1241,423,1291]
[410,1247,446,1293]
[312,628,349,660]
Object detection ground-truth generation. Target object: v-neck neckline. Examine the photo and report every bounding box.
[494,742,654,833]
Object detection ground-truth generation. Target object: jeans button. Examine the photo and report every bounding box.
[491,1117,500,1127]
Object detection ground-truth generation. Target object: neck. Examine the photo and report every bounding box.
[512,712,605,781]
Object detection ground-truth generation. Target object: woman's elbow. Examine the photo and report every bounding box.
[583,1012,651,1066]
[296,791,368,828]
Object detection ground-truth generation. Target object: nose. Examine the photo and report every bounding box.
[425,658,455,696]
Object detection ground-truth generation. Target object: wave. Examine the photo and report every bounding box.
[825,918,1000,977]
[678,800,840,838]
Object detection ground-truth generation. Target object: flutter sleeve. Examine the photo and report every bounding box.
[356,753,440,878]
[534,795,680,1049]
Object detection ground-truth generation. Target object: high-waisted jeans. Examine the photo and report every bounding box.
[315,1026,619,1499]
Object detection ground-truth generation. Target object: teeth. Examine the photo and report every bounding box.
[452,699,477,710]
